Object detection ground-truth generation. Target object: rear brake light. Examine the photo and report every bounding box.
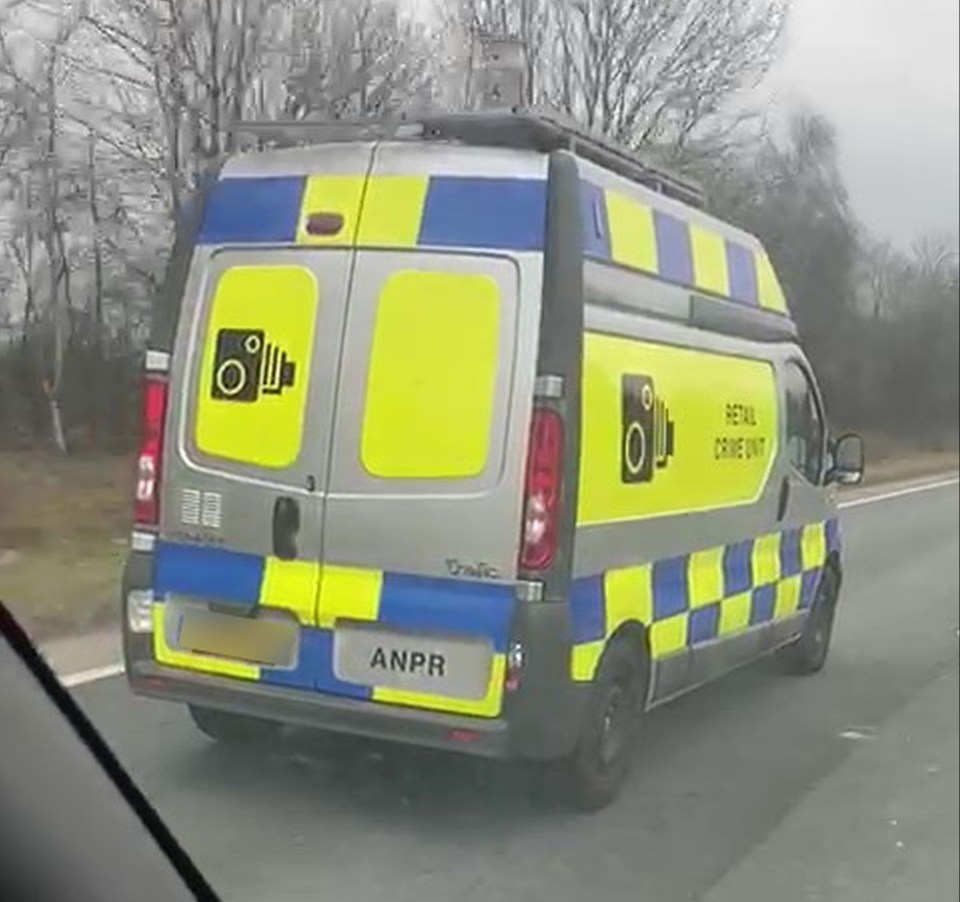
[518,407,564,572]
[134,374,168,526]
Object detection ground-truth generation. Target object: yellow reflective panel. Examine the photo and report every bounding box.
[605,191,658,273]
[718,591,752,636]
[775,574,802,619]
[571,640,605,682]
[604,564,654,631]
[195,266,318,469]
[356,176,429,247]
[751,533,782,587]
[650,613,688,659]
[688,546,725,609]
[260,557,320,626]
[801,522,827,570]
[317,565,383,629]
[690,225,730,297]
[578,333,779,525]
[361,270,500,479]
[296,176,365,246]
[756,252,789,314]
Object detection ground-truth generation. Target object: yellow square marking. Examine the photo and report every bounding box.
[688,546,725,608]
[775,574,802,619]
[801,522,827,570]
[373,655,505,718]
[650,613,688,659]
[296,175,365,246]
[718,592,752,635]
[604,564,653,632]
[571,640,605,682]
[260,557,320,626]
[151,604,260,680]
[752,533,781,586]
[605,191,658,273]
[317,566,382,629]
[362,270,500,479]
[356,176,429,247]
[690,225,730,296]
[756,253,788,313]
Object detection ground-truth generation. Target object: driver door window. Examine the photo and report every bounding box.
[784,362,825,484]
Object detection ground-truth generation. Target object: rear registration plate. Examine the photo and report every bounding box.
[333,622,492,699]
[177,611,296,667]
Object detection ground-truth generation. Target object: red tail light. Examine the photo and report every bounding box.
[518,407,564,572]
[134,374,168,526]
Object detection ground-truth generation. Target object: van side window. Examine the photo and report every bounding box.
[784,362,824,483]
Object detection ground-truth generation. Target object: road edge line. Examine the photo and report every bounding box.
[838,475,959,509]
[59,662,125,688]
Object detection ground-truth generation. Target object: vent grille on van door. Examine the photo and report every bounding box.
[180,488,222,529]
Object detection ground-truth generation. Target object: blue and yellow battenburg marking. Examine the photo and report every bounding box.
[569,519,841,681]
[150,541,513,717]
[195,173,789,314]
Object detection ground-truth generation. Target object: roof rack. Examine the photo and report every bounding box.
[230,107,706,209]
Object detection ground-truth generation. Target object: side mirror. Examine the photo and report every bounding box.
[827,433,864,486]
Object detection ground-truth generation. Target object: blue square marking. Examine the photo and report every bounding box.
[153,541,264,606]
[653,555,690,620]
[750,584,776,625]
[800,569,821,610]
[653,210,694,286]
[378,573,514,653]
[418,177,547,251]
[725,241,760,305]
[688,603,721,645]
[260,627,371,699]
[825,518,841,555]
[570,576,606,644]
[779,528,804,578]
[580,181,611,260]
[198,177,305,245]
[723,540,754,596]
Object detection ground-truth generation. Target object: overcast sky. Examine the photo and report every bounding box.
[768,0,959,247]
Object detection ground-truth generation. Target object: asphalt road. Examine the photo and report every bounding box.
[69,482,959,902]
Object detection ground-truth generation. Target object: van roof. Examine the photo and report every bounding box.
[203,109,789,317]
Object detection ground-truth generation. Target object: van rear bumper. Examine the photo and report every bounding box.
[126,657,514,759]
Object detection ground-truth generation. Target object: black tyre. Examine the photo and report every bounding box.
[557,638,646,812]
[188,705,281,745]
[780,566,839,675]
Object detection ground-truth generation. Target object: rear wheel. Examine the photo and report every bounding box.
[780,566,839,675]
[188,705,281,745]
[555,638,646,812]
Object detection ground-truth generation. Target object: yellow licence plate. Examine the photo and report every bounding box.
[178,612,296,667]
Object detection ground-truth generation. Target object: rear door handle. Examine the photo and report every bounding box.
[776,477,790,522]
[272,496,300,560]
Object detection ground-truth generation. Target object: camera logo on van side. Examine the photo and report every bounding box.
[211,328,297,402]
[621,374,675,483]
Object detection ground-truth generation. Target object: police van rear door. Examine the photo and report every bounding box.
[157,148,372,674]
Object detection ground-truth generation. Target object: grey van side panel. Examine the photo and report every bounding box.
[575,263,836,703]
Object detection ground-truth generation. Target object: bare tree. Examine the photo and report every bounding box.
[282,0,437,120]
[437,0,783,153]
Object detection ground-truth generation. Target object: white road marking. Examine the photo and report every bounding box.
[58,662,125,688]
[838,475,959,509]
[54,475,959,689]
